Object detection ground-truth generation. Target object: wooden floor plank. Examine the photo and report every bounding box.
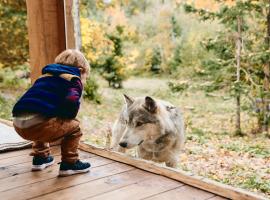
[0,147,92,168]
[0,148,32,160]
[144,185,216,200]
[87,173,183,200]
[0,154,100,192]
[0,146,61,167]
[0,146,60,160]
[0,155,61,179]
[0,154,55,167]
[0,148,232,200]
[0,151,95,179]
[31,169,154,200]
[1,162,132,200]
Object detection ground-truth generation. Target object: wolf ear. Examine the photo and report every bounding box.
[123,94,134,107]
[144,96,157,113]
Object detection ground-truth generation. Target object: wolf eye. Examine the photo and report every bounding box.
[136,122,143,127]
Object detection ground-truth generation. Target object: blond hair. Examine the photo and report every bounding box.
[55,49,90,78]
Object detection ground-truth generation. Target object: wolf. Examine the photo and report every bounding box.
[111,94,185,168]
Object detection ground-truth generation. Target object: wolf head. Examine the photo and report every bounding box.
[119,94,162,149]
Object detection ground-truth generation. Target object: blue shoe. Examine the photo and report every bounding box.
[32,155,54,171]
[59,160,91,176]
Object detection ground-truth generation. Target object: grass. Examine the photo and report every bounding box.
[242,175,270,194]
[0,74,269,198]
[219,140,270,159]
[186,127,210,144]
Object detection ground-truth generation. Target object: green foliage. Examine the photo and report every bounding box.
[0,66,30,89]
[201,81,223,93]
[144,46,162,73]
[184,0,270,132]
[168,81,189,93]
[187,127,209,145]
[83,76,102,104]
[169,42,182,72]
[184,1,262,25]
[0,95,13,120]
[0,0,28,67]
[81,0,218,78]
[246,145,270,158]
[149,47,162,73]
[242,175,270,194]
[171,15,182,38]
[201,33,235,60]
[197,29,235,90]
[230,82,248,99]
[0,73,4,83]
[220,141,270,158]
[123,0,153,16]
[93,26,128,89]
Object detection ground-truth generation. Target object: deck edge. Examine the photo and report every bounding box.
[79,142,267,200]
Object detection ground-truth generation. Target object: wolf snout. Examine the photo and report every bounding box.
[119,142,128,148]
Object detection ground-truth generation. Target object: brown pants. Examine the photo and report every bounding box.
[14,118,82,163]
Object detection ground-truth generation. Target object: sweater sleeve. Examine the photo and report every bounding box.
[65,78,83,103]
[59,78,83,119]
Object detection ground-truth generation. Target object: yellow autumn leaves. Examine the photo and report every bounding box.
[81,18,113,64]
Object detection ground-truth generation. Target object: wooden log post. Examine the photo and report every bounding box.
[26,0,76,82]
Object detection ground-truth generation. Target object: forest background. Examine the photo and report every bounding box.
[0,0,269,197]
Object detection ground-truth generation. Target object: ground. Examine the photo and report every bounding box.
[0,76,269,198]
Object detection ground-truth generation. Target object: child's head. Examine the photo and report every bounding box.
[55,49,90,82]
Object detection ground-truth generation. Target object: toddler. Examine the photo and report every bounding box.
[13,49,91,176]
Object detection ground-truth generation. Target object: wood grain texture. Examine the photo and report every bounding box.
[87,174,183,200]
[0,153,95,192]
[0,150,94,179]
[64,0,76,49]
[144,185,215,200]
[26,0,66,82]
[0,148,32,160]
[31,169,153,200]
[0,146,60,168]
[0,162,131,200]
[79,143,267,200]
[0,145,59,160]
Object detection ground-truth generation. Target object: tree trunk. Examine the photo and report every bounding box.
[235,16,242,135]
[262,0,270,133]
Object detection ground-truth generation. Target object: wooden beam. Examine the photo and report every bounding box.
[26,0,66,82]
[79,143,268,200]
[64,0,76,49]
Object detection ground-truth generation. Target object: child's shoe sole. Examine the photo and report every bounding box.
[59,168,90,177]
[32,160,54,171]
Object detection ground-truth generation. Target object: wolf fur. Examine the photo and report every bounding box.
[111,95,185,168]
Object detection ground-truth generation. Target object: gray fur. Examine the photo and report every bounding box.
[111,95,185,168]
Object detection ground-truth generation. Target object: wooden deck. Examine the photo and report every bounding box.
[0,146,227,200]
